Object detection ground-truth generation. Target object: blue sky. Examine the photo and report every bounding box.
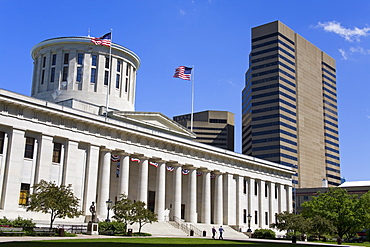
[1,0,369,182]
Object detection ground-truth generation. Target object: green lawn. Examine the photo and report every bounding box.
[1,238,369,247]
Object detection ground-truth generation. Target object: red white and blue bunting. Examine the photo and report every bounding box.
[111,155,120,162]
[149,162,158,167]
[131,158,140,163]
[182,169,189,175]
[166,166,174,172]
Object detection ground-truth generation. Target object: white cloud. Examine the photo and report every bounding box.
[179,9,186,15]
[317,21,370,42]
[349,46,370,55]
[339,49,348,60]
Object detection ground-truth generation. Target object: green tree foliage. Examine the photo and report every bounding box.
[132,201,158,233]
[112,194,158,234]
[112,194,135,234]
[306,215,334,240]
[270,211,309,236]
[26,180,83,229]
[301,187,366,239]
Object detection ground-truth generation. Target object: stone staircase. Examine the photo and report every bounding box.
[134,220,249,239]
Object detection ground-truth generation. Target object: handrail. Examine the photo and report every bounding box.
[172,216,203,237]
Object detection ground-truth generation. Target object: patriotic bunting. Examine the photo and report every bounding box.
[196,172,203,176]
[182,169,189,175]
[166,166,174,172]
[131,158,140,163]
[149,162,158,168]
[111,155,120,162]
[210,174,216,179]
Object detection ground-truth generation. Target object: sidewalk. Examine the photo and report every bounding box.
[0,234,351,246]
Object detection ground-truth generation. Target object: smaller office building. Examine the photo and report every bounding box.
[173,110,235,151]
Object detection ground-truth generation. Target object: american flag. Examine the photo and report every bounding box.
[111,155,120,162]
[90,32,111,47]
[130,158,140,163]
[182,169,189,175]
[166,166,174,172]
[173,66,192,81]
[149,162,158,168]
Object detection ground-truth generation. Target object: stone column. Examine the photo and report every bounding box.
[36,135,53,182]
[187,167,197,223]
[1,128,25,210]
[201,170,211,224]
[83,144,100,214]
[118,154,130,197]
[286,185,293,212]
[137,158,148,205]
[214,172,223,225]
[97,149,111,218]
[0,131,9,202]
[258,180,263,228]
[236,175,243,226]
[155,162,166,221]
[173,165,182,220]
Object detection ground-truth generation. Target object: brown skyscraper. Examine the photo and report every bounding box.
[242,21,340,188]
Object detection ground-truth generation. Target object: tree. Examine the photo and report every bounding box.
[306,215,334,240]
[112,194,136,234]
[27,180,83,229]
[270,211,309,236]
[301,187,364,239]
[132,201,158,233]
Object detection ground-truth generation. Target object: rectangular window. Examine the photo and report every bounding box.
[63,53,69,64]
[125,78,128,92]
[24,137,35,159]
[254,211,258,224]
[116,74,120,89]
[50,68,55,82]
[52,142,62,163]
[265,183,268,197]
[243,179,247,194]
[275,185,278,199]
[52,54,57,66]
[91,68,96,83]
[104,71,109,85]
[42,56,46,68]
[265,212,268,225]
[76,67,82,82]
[41,70,45,84]
[117,61,121,72]
[243,209,247,224]
[62,67,68,81]
[92,55,97,66]
[0,131,4,155]
[19,183,30,205]
[126,63,130,76]
[254,180,258,196]
[77,53,83,65]
[105,57,109,69]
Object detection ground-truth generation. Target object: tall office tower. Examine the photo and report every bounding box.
[173,110,235,151]
[242,21,340,188]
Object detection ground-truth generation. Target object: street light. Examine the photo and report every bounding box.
[247,214,252,233]
[105,199,113,222]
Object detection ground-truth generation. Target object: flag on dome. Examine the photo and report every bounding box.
[149,162,158,168]
[182,169,189,175]
[91,32,111,47]
[166,166,174,172]
[131,158,140,163]
[173,66,192,81]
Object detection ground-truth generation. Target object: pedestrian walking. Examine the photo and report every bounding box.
[212,226,217,239]
[219,226,224,239]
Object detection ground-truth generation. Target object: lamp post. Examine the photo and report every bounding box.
[247,214,252,233]
[105,199,113,222]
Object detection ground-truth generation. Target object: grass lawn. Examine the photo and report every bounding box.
[1,238,370,247]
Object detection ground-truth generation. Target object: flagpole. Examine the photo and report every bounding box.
[105,29,113,121]
[190,66,194,132]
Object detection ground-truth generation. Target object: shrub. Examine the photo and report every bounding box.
[11,216,35,229]
[98,221,127,235]
[253,229,276,239]
[0,217,11,226]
